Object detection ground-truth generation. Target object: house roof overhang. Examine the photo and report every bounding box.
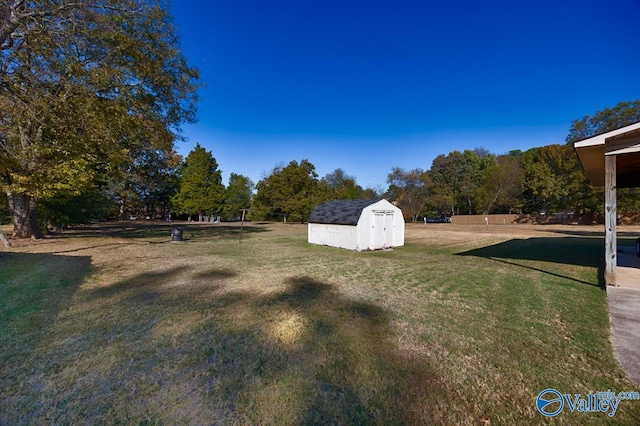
[574,122,640,188]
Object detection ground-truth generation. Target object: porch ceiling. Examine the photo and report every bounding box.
[574,122,640,188]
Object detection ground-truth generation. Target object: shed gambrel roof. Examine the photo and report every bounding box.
[308,199,381,225]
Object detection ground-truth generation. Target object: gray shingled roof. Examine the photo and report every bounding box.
[308,199,381,225]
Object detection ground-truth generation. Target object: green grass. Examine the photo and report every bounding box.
[0,222,638,425]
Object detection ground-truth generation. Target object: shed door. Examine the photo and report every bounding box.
[370,211,394,250]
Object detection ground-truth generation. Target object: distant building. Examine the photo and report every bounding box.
[308,199,405,251]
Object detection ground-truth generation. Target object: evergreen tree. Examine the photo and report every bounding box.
[172,144,225,221]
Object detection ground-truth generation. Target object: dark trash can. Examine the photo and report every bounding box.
[171,227,183,242]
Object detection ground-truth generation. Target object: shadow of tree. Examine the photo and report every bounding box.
[5,270,459,425]
[59,221,271,241]
[193,268,238,281]
[0,252,93,423]
[267,277,449,424]
[457,237,605,288]
[0,252,92,339]
[196,276,455,424]
[87,266,192,301]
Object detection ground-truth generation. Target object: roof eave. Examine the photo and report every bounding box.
[573,122,640,187]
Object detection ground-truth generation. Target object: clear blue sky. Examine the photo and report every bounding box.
[170,0,640,190]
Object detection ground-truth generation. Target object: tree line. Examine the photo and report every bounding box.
[4,96,640,233]
[388,101,640,222]
[174,100,640,224]
[5,98,640,234]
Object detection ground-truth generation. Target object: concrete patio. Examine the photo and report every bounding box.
[608,246,640,385]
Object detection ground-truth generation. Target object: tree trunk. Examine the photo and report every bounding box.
[7,191,42,239]
[484,185,503,216]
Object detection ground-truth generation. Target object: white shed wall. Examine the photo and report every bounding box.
[357,200,405,250]
[308,223,358,250]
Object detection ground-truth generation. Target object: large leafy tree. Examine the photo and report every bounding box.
[459,149,496,214]
[475,154,523,214]
[172,144,225,221]
[322,168,375,200]
[251,159,331,222]
[0,0,198,237]
[428,149,495,215]
[40,189,114,230]
[222,173,254,220]
[428,154,458,214]
[566,100,640,143]
[109,148,182,220]
[386,167,428,222]
[519,144,585,214]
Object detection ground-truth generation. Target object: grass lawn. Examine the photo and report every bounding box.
[1,221,639,425]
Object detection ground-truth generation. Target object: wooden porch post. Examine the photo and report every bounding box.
[604,155,617,286]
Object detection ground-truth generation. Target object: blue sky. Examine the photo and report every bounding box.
[170,0,640,190]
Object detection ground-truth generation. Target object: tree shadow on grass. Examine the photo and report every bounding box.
[0,252,92,337]
[0,252,93,423]
[88,266,237,304]
[457,237,605,288]
[6,269,462,425]
[60,221,271,242]
[193,268,237,281]
[257,276,449,424]
[204,276,458,424]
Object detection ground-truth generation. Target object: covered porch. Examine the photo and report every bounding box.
[574,121,640,287]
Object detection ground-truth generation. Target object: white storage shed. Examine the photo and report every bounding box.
[308,199,405,251]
